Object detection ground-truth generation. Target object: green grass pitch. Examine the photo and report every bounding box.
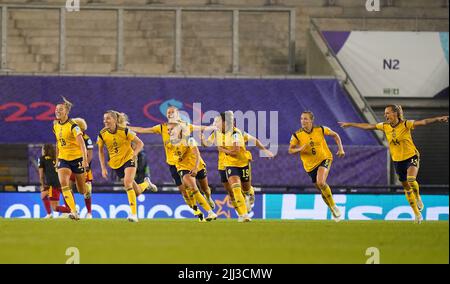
[0,219,448,264]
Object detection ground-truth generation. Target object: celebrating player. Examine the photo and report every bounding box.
[339,105,448,223]
[53,97,89,220]
[289,111,345,222]
[202,112,274,216]
[167,121,217,222]
[97,110,156,222]
[38,144,71,218]
[129,106,215,220]
[215,112,273,222]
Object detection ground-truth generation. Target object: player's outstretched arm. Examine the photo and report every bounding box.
[338,122,377,130]
[246,134,274,158]
[413,116,449,127]
[129,126,158,134]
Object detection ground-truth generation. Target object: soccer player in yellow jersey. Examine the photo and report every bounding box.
[97,111,155,222]
[289,111,345,222]
[129,106,215,220]
[217,112,274,222]
[339,105,448,223]
[53,97,89,221]
[202,113,274,216]
[167,121,217,222]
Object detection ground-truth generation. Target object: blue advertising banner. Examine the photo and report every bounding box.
[264,194,449,221]
[0,76,377,145]
[0,192,263,219]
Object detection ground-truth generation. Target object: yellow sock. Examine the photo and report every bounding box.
[192,189,212,212]
[320,184,336,208]
[203,186,212,199]
[84,182,92,199]
[231,184,247,216]
[404,188,420,216]
[138,180,149,192]
[231,199,238,209]
[62,186,76,213]
[126,188,137,215]
[407,176,421,200]
[249,186,255,196]
[182,192,196,208]
[321,193,330,207]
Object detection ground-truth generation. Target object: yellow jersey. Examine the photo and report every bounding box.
[376,120,419,162]
[150,122,194,166]
[207,130,251,170]
[97,127,136,169]
[222,128,252,168]
[172,137,206,172]
[290,126,333,173]
[53,119,83,161]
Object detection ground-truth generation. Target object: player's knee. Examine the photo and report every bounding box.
[123,179,133,188]
[407,176,416,184]
[316,181,326,189]
[231,183,241,190]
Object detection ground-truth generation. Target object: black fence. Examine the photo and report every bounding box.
[1,182,448,195]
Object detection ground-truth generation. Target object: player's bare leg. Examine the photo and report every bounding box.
[316,166,340,222]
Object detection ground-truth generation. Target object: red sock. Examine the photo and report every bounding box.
[56,205,71,213]
[42,196,51,214]
[85,197,92,214]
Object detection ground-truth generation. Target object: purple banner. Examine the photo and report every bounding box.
[28,145,387,186]
[1,76,378,145]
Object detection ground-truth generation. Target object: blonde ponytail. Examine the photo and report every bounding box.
[396,105,405,121]
[61,96,73,113]
[72,117,87,132]
[105,110,129,128]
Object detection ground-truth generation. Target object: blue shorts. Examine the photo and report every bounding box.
[219,170,228,183]
[178,169,207,180]
[57,158,85,174]
[114,159,136,179]
[169,165,183,186]
[307,159,332,184]
[393,155,419,182]
[226,164,251,183]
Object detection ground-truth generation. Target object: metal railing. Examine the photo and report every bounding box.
[312,16,449,32]
[0,3,297,74]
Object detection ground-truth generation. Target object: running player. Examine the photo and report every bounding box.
[68,118,93,219]
[53,97,89,220]
[289,111,345,222]
[202,112,274,215]
[38,144,71,218]
[167,121,217,222]
[339,105,448,223]
[97,110,155,222]
[216,112,273,222]
[129,106,215,220]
